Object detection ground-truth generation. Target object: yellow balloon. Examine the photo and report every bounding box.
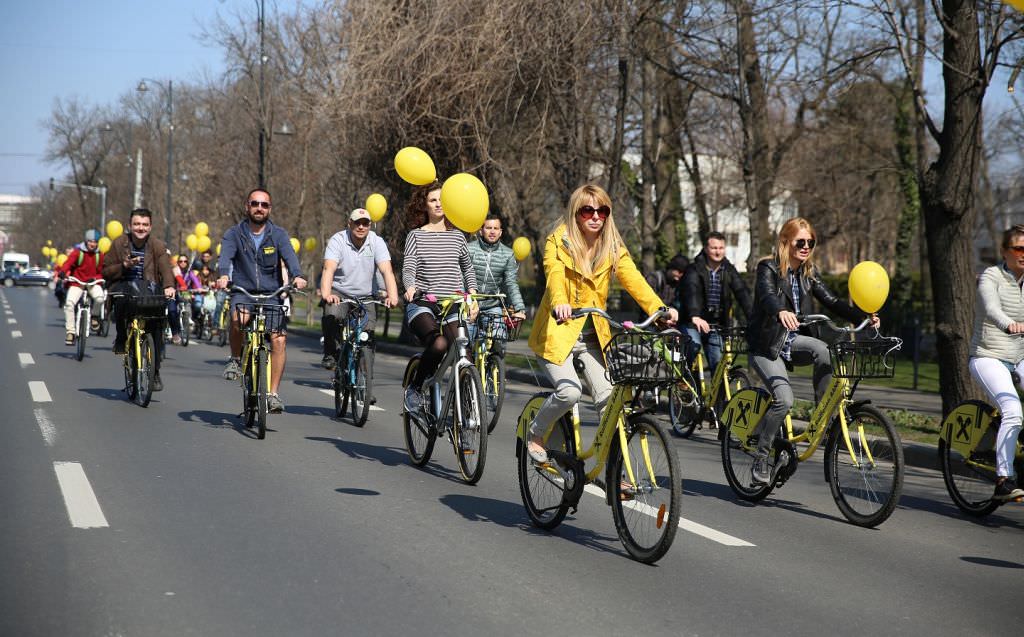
[848,261,890,313]
[106,220,124,240]
[512,237,531,262]
[46,239,53,246]
[440,173,489,233]
[394,147,437,185]
[97,236,112,254]
[57,254,69,266]
[196,235,212,253]
[41,246,50,257]
[195,222,209,237]
[185,234,198,251]
[290,237,301,253]
[303,237,317,253]
[365,193,388,221]
[216,243,221,256]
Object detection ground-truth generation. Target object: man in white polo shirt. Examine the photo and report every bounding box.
[319,208,399,369]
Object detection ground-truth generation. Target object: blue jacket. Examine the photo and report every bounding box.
[218,219,302,293]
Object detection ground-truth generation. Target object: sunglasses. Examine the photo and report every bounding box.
[1008,245,1024,255]
[793,238,816,250]
[248,200,271,209]
[350,219,371,227]
[576,205,610,221]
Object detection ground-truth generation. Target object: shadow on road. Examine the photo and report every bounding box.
[898,492,1024,531]
[177,409,269,439]
[308,435,466,483]
[79,387,128,401]
[287,404,336,418]
[683,477,846,523]
[334,487,380,496]
[46,351,79,360]
[959,556,1024,569]
[293,378,331,391]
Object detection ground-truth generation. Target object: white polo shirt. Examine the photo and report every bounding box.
[324,229,390,297]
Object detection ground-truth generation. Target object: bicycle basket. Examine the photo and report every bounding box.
[238,302,287,333]
[604,331,686,387]
[124,294,167,319]
[201,293,217,313]
[828,337,902,379]
[720,325,748,355]
[475,313,524,341]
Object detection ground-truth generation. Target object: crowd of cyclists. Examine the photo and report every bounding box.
[40,179,1024,504]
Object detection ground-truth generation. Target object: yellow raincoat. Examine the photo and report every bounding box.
[528,224,665,365]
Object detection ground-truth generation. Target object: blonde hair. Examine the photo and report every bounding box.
[775,217,817,274]
[562,184,623,278]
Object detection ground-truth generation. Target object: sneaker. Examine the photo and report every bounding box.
[65,332,75,346]
[994,477,1024,502]
[321,354,336,370]
[152,375,163,392]
[751,451,770,485]
[112,339,126,355]
[90,318,100,332]
[404,385,423,414]
[267,393,284,414]
[223,358,241,381]
[172,334,181,345]
[526,434,549,464]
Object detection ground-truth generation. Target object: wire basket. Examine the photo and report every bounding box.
[720,325,747,355]
[604,331,687,387]
[238,302,288,334]
[123,294,167,319]
[829,337,902,379]
[475,313,524,342]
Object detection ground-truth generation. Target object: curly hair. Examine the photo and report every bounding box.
[404,181,443,230]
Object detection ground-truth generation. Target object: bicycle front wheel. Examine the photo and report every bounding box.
[482,354,505,434]
[123,338,137,400]
[351,348,373,427]
[402,357,435,465]
[668,381,701,438]
[134,333,155,408]
[179,308,191,346]
[939,438,999,517]
[720,416,774,502]
[75,307,88,361]
[825,404,903,527]
[454,365,487,484]
[217,310,228,347]
[608,416,681,564]
[517,399,575,530]
[255,347,269,439]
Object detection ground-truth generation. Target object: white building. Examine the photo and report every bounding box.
[0,194,39,254]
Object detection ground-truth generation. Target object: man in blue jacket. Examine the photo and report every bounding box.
[216,188,307,413]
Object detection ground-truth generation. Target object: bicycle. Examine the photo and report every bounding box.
[401,292,488,484]
[515,307,683,564]
[471,299,524,434]
[330,295,386,427]
[938,372,1024,516]
[720,315,904,527]
[232,284,294,440]
[176,291,194,346]
[211,293,230,347]
[116,290,167,408]
[668,324,752,438]
[66,276,105,362]
[193,288,215,341]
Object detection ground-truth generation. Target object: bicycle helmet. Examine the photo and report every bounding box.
[84,229,101,242]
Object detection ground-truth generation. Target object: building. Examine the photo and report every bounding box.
[0,194,40,255]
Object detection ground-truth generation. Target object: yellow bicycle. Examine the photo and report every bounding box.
[720,315,904,527]
[471,299,524,433]
[232,284,293,439]
[515,307,683,564]
[669,324,751,438]
[118,291,167,408]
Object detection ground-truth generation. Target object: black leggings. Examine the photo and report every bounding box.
[410,313,459,388]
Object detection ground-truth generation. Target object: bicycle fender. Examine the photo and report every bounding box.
[515,392,550,455]
[722,387,771,442]
[402,353,423,388]
[939,400,997,457]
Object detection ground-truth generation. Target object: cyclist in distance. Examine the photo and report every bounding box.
[401,181,478,417]
[968,223,1024,501]
[468,214,527,351]
[101,208,176,390]
[57,229,105,346]
[524,184,677,463]
[746,217,877,485]
[681,230,752,373]
[216,188,307,413]
[319,208,399,369]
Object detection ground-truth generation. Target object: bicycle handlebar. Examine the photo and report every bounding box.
[66,276,105,287]
[553,306,671,331]
[229,283,296,301]
[799,314,873,333]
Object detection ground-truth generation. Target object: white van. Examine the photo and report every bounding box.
[2,252,30,272]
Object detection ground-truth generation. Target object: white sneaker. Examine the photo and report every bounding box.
[404,385,423,413]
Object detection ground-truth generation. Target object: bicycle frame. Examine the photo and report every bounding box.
[337,298,375,388]
[940,401,1024,472]
[420,303,476,427]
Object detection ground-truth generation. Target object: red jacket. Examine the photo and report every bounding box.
[58,248,105,287]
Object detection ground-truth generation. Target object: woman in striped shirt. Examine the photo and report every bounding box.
[402,181,478,414]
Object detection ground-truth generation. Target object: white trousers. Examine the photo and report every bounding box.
[968,357,1024,478]
[64,285,105,334]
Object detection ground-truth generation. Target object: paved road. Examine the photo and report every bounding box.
[1,286,1021,636]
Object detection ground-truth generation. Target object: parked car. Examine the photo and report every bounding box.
[3,267,53,287]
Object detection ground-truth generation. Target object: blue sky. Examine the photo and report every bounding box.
[0,1,254,195]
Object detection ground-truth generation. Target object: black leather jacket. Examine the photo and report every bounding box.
[747,258,866,360]
[679,251,753,324]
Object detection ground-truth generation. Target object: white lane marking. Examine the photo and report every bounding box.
[6,317,15,324]
[317,388,386,411]
[19,352,35,367]
[3,309,12,315]
[34,408,56,446]
[29,381,52,402]
[582,484,755,547]
[53,462,109,529]
[11,330,22,338]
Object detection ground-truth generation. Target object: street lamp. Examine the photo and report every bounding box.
[50,178,107,234]
[257,0,267,188]
[136,78,174,246]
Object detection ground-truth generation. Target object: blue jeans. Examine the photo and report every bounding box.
[685,326,723,373]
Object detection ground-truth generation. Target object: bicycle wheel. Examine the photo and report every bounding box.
[608,416,681,564]
[97,304,110,337]
[825,404,903,527]
[517,397,576,530]
[75,307,88,361]
[454,365,487,484]
[336,344,351,419]
[123,335,137,400]
[938,438,999,517]
[255,347,269,439]
[134,333,155,408]
[482,353,505,434]
[668,381,701,438]
[720,416,774,502]
[217,310,228,347]
[402,356,435,465]
[351,348,373,427]
[179,307,190,346]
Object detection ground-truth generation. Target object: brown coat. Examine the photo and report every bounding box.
[101,234,175,289]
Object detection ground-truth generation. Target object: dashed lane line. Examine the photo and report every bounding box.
[53,462,109,529]
[18,352,34,367]
[582,484,756,547]
[317,388,386,411]
[34,408,56,446]
[29,381,52,402]
[11,330,22,338]
[6,317,15,324]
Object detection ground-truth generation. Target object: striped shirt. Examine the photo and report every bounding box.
[781,268,801,361]
[128,244,146,280]
[402,229,477,297]
[706,266,722,308]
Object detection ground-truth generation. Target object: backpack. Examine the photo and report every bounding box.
[76,250,100,269]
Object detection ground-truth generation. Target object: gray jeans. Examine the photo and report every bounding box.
[529,337,612,438]
[749,335,831,454]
